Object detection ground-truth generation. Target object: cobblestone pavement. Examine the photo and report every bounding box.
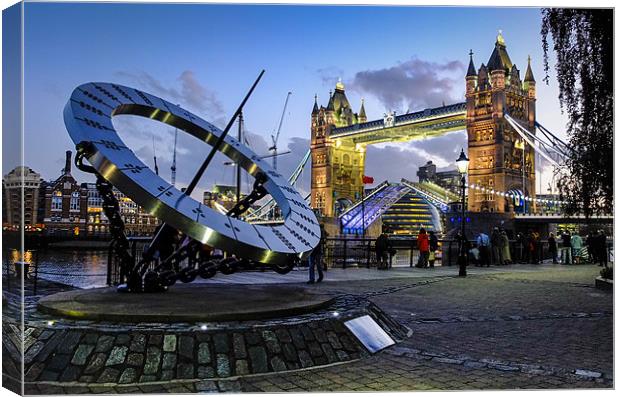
[4,263,614,392]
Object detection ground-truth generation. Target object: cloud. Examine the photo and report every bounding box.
[316,66,345,87]
[365,131,467,184]
[349,58,465,112]
[114,70,226,126]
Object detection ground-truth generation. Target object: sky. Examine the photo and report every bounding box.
[6,2,569,200]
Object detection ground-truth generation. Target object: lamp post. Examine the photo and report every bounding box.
[456,149,470,277]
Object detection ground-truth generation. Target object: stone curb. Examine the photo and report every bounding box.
[19,358,362,389]
[385,346,612,382]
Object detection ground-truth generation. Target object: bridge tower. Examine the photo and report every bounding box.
[310,80,366,217]
[466,32,537,213]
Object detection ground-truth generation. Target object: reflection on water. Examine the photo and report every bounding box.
[36,249,109,289]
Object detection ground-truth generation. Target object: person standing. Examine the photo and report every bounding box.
[571,232,584,264]
[525,230,536,264]
[532,230,541,264]
[491,227,503,266]
[597,230,608,267]
[308,223,327,283]
[428,230,439,268]
[548,232,558,264]
[561,230,572,264]
[417,228,430,268]
[500,230,511,265]
[476,232,491,267]
[586,233,595,263]
[516,232,527,263]
[375,232,390,270]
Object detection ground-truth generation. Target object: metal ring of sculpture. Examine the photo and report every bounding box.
[63,82,320,265]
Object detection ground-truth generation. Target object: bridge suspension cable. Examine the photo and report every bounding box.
[504,113,569,167]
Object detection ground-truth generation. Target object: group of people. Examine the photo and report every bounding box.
[515,230,543,264]
[414,228,439,268]
[307,224,610,282]
[470,227,512,267]
[548,229,608,266]
[470,228,609,267]
[375,228,439,269]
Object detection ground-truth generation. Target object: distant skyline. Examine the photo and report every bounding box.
[5,3,568,199]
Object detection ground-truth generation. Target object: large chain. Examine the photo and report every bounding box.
[74,144,134,284]
[75,144,294,292]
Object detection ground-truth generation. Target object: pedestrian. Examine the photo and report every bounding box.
[597,230,608,267]
[428,230,439,268]
[308,223,327,283]
[417,228,430,268]
[548,232,558,264]
[515,232,524,263]
[534,231,542,264]
[586,233,595,263]
[526,230,537,264]
[476,231,491,267]
[500,230,511,265]
[375,231,390,270]
[570,232,583,265]
[517,232,528,263]
[491,227,503,266]
[560,230,572,264]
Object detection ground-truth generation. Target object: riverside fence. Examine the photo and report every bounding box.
[2,236,611,292]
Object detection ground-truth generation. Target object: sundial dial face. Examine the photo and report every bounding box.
[64,82,320,265]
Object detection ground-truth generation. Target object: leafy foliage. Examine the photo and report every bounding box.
[541,9,613,216]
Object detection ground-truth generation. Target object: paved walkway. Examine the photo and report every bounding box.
[4,263,613,393]
[192,262,595,284]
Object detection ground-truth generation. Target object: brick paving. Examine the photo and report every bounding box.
[3,263,614,392]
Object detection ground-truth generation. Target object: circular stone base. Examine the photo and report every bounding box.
[37,284,334,322]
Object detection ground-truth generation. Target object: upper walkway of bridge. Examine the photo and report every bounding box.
[330,102,466,142]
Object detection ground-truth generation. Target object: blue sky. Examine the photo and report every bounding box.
[9,3,567,198]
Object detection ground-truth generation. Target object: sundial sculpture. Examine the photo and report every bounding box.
[64,73,320,292]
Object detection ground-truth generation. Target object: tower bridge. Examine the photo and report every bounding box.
[310,31,538,219]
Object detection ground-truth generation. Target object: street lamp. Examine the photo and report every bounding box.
[456,149,469,277]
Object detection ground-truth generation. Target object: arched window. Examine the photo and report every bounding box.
[51,190,63,211]
[70,191,80,211]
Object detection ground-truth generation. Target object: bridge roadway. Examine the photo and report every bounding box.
[330,102,466,144]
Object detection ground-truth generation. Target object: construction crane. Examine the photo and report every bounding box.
[171,127,178,187]
[268,91,292,171]
[152,136,159,176]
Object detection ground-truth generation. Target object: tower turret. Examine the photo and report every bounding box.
[466,50,477,94]
[524,55,536,99]
[523,56,536,127]
[358,98,367,123]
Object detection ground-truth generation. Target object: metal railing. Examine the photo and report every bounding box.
[322,237,454,269]
[320,237,614,269]
[104,236,614,284]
